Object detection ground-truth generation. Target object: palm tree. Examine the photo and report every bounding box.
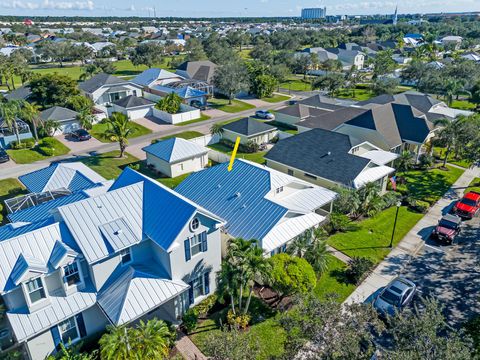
[131,319,171,360]
[103,112,134,158]
[42,119,61,137]
[305,228,330,275]
[357,182,382,218]
[210,123,224,139]
[287,233,310,258]
[79,64,99,81]
[99,325,135,360]
[434,117,467,168]
[217,260,240,314]
[444,79,464,107]
[396,150,415,173]
[48,342,96,360]
[21,101,41,142]
[76,110,95,130]
[0,100,22,143]
[242,245,269,315]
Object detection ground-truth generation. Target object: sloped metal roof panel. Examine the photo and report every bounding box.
[97,265,189,325]
[7,288,96,342]
[0,218,54,242]
[58,183,144,264]
[49,240,78,269]
[142,137,208,163]
[175,160,288,243]
[99,218,141,252]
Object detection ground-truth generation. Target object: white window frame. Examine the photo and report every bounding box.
[190,217,200,231]
[119,248,133,266]
[189,233,203,258]
[58,316,81,345]
[23,276,48,307]
[192,274,206,299]
[62,260,84,289]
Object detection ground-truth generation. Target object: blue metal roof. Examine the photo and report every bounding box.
[18,164,99,193]
[19,165,57,193]
[0,218,54,242]
[175,161,288,242]
[8,192,89,223]
[111,168,198,251]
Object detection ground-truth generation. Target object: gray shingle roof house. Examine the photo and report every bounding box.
[4,86,31,101]
[176,60,217,83]
[265,128,395,191]
[221,117,278,145]
[113,95,154,108]
[40,106,81,134]
[78,73,126,94]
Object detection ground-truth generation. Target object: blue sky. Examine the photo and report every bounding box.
[0,0,478,17]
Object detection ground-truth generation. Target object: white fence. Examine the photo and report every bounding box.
[208,149,231,163]
[189,134,220,147]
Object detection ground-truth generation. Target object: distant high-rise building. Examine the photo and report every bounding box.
[301,7,327,19]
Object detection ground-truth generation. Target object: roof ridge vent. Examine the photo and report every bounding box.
[327,151,331,156]
[114,229,123,235]
[235,192,241,198]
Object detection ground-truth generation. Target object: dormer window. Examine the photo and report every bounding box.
[120,248,132,266]
[25,277,46,304]
[63,262,81,287]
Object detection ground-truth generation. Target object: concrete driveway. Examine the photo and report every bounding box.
[56,133,103,156]
[400,213,480,325]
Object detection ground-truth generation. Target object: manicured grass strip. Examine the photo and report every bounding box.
[336,88,374,101]
[0,179,27,225]
[175,113,212,126]
[261,94,291,103]
[80,151,138,179]
[327,206,424,264]
[450,99,477,111]
[90,121,152,143]
[208,142,266,164]
[160,131,204,141]
[314,254,356,302]
[397,165,464,204]
[208,98,255,113]
[279,77,312,91]
[6,137,70,164]
[465,177,480,195]
[433,146,472,168]
[265,121,298,134]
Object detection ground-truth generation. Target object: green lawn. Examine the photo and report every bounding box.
[208,98,255,113]
[90,121,152,143]
[189,298,285,360]
[450,99,477,111]
[314,255,356,302]
[6,138,70,164]
[175,113,211,126]
[465,177,480,195]
[80,151,138,179]
[279,76,312,91]
[433,146,472,168]
[160,131,204,141]
[328,206,424,264]
[336,88,374,101]
[261,94,291,103]
[396,165,465,204]
[208,142,266,164]
[0,179,27,225]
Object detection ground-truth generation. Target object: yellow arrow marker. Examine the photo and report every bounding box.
[227,136,241,172]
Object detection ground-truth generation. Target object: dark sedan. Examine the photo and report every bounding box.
[0,148,9,163]
[69,129,91,141]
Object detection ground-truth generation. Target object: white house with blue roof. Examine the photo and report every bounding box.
[176,159,337,256]
[143,137,209,178]
[0,167,225,360]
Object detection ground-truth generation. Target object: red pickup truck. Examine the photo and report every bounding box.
[453,191,480,219]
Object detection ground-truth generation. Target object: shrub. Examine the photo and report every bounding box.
[382,191,403,209]
[127,163,140,171]
[418,154,434,169]
[226,309,251,330]
[38,146,55,156]
[240,141,259,153]
[182,308,198,334]
[195,294,217,317]
[328,212,351,233]
[405,196,430,213]
[346,257,374,285]
[10,138,35,149]
[155,92,182,114]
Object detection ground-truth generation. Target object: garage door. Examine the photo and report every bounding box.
[127,107,152,120]
[60,121,80,134]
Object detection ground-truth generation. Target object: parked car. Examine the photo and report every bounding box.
[373,277,416,317]
[68,129,91,141]
[0,148,9,163]
[452,191,480,219]
[190,100,206,110]
[431,214,462,244]
[255,110,275,120]
[288,100,298,106]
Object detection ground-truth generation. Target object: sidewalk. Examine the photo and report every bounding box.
[175,331,207,360]
[344,165,480,305]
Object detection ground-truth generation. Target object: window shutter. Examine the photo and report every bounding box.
[51,326,61,351]
[201,231,208,252]
[204,272,210,295]
[188,281,194,305]
[75,313,87,338]
[184,239,191,261]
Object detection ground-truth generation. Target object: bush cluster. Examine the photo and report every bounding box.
[346,257,374,285]
[220,139,259,153]
[10,138,35,149]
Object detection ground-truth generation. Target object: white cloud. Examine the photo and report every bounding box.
[0,0,94,10]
